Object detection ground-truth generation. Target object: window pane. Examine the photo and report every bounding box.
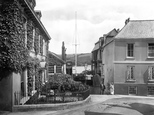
[152,67,154,79]
[148,43,154,57]
[127,44,134,57]
[127,66,134,80]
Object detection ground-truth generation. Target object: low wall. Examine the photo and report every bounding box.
[0,73,12,111]
[12,95,91,112]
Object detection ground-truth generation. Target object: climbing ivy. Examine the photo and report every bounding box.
[27,20,33,50]
[27,57,41,95]
[0,0,48,96]
[0,0,29,80]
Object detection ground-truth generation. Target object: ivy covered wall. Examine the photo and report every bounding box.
[0,0,29,79]
[0,0,49,94]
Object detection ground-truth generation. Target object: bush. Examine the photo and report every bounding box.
[47,74,89,93]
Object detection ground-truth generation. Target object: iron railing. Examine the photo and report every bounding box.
[14,88,90,105]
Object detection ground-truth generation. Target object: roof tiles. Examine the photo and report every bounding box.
[115,20,154,39]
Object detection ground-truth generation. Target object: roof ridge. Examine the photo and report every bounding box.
[130,20,154,22]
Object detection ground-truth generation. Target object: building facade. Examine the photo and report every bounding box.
[0,0,51,111]
[102,29,118,89]
[91,37,103,76]
[114,20,154,96]
[48,51,66,76]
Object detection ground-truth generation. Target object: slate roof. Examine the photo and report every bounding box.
[115,20,154,39]
[92,41,99,52]
[105,28,118,37]
[48,51,65,64]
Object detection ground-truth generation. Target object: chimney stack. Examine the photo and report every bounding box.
[125,18,130,25]
[35,10,42,20]
[62,41,66,61]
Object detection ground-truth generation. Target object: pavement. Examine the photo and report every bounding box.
[1,95,154,115]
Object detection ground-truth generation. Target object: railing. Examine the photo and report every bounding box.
[14,88,90,105]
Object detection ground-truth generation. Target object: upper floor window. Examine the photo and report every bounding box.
[23,17,27,47]
[127,66,135,80]
[148,43,154,58]
[32,28,35,49]
[127,43,134,58]
[148,66,154,80]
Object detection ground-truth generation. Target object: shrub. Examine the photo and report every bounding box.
[47,74,89,93]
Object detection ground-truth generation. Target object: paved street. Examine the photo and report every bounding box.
[2,95,154,115]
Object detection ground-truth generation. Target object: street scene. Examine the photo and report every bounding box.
[1,0,154,115]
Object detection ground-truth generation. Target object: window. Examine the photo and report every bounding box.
[128,86,137,95]
[56,65,62,73]
[23,17,27,47]
[127,43,134,57]
[148,86,154,95]
[127,66,135,80]
[32,28,35,49]
[148,43,154,57]
[148,66,154,80]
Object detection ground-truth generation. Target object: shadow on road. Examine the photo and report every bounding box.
[111,102,154,115]
[129,103,154,115]
[84,111,122,115]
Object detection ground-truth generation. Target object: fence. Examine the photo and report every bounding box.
[14,91,39,105]
[14,88,90,105]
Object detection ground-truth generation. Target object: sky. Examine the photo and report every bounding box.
[35,0,154,54]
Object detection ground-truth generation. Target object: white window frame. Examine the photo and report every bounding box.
[148,43,154,58]
[23,17,27,47]
[32,28,35,50]
[127,43,134,58]
[127,66,135,81]
[128,86,137,95]
[148,66,154,80]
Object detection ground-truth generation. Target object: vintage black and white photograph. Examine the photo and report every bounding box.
[1,0,154,115]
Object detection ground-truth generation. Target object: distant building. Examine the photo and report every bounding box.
[91,37,103,75]
[48,51,66,76]
[72,65,91,74]
[102,29,118,86]
[92,29,118,83]
[114,20,154,96]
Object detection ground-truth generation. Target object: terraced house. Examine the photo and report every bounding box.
[0,0,51,111]
[114,20,154,96]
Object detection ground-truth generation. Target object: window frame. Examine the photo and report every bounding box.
[32,28,35,50]
[127,43,134,58]
[128,86,137,95]
[148,66,154,80]
[126,66,135,81]
[23,17,27,47]
[148,43,154,58]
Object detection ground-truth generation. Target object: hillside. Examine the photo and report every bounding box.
[66,53,92,66]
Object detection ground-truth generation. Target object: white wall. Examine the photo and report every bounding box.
[72,65,91,74]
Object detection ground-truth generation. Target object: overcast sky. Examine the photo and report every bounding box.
[35,0,154,54]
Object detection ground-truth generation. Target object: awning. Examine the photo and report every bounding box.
[92,43,99,52]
